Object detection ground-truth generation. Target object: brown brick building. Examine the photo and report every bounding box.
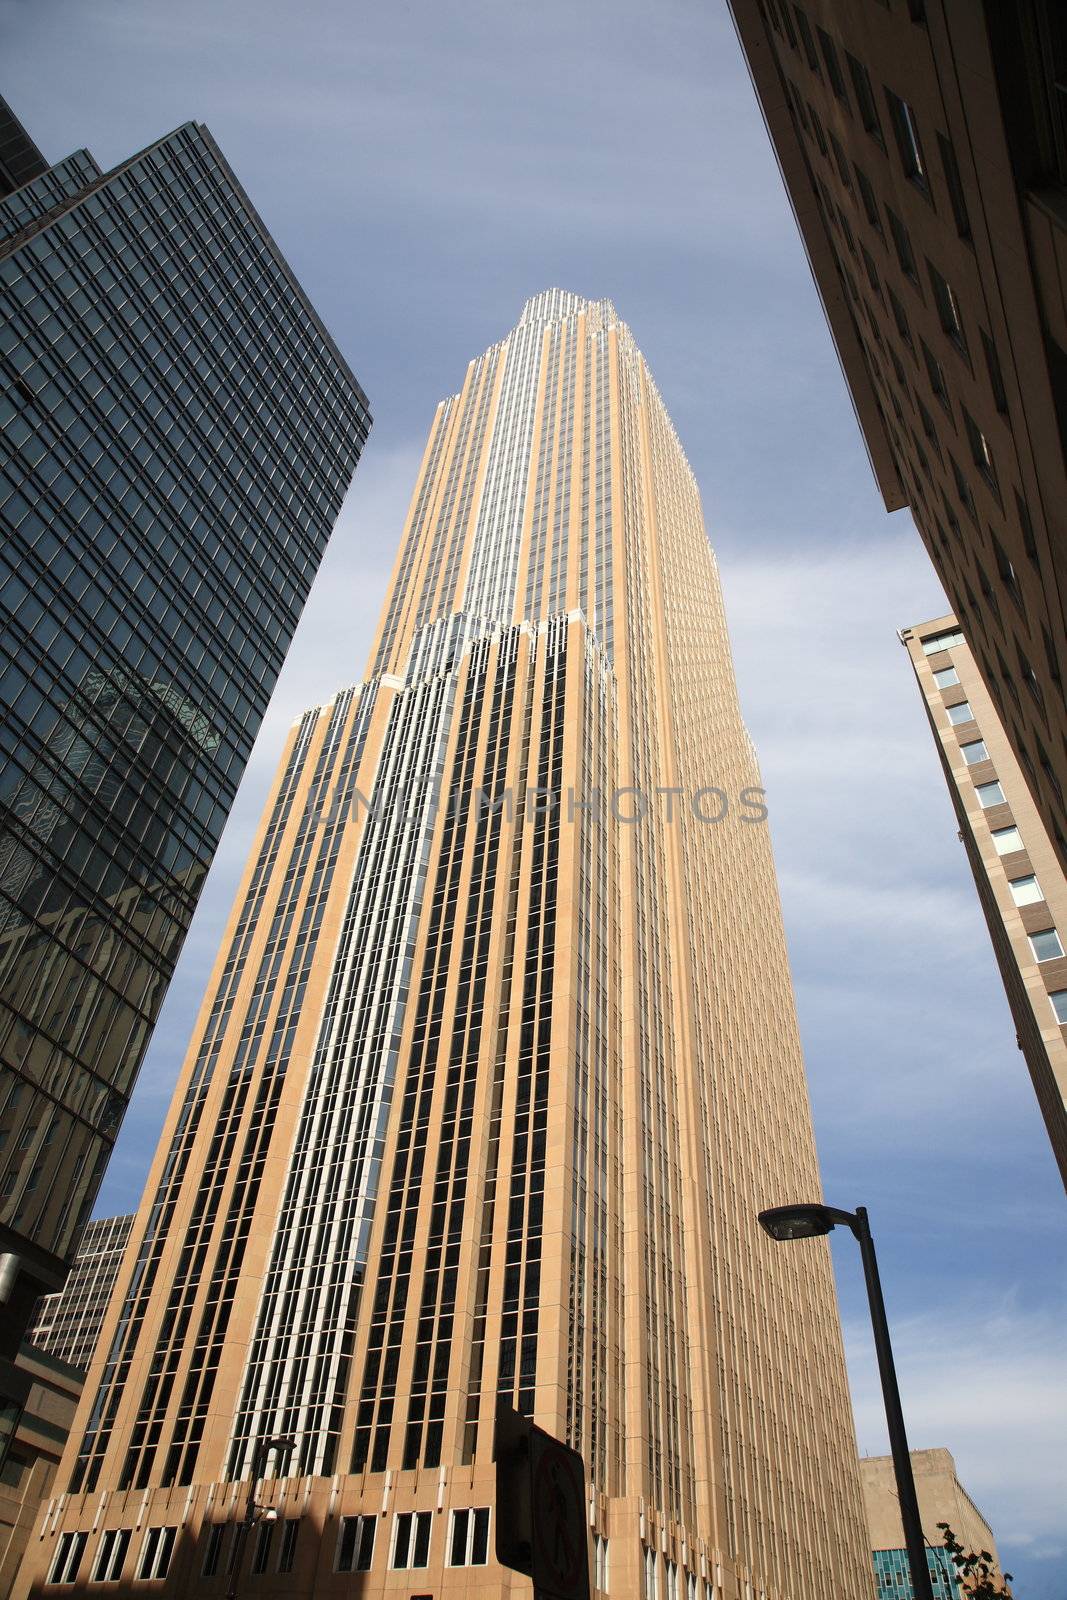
[727,0,1067,868]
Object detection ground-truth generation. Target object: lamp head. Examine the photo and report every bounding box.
[758,1203,843,1241]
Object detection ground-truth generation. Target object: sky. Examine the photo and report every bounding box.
[5,0,1065,1593]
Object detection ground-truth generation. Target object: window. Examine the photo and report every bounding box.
[251,1522,274,1575]
[950,453,977,521]
[933,665,959,687]
[885,88,930,192]
[817,28,849,102]
[946,701,973,724]
[887,209,919,283]
[92,1529,130,1583]
[922,338,951,409]
[336,1515,376,1573]
[862,244,882,298]
[960,739,988,764]
[1015,488,1039,564]
[975,779,1006,808]
[1049,990,1067,1024]
[808,102,828,156]
[854,164,882,230]
[1030,928,1063,962]
[391,1511,432,1568]
[991,825,1023,855]
[1017,644,1043,706]
[888,287,912,344]
[278,1519,300,1574]
[917,399,942,460]
[928,261,968,356]
[829,131,853,189]
[1009,875,1043,906]
[981,330,1008,413]
[595,1533,610,1592]
[449,1507,490,1566]
[137,1527,176,1581]
[963,408,998,489]
[48,1532,88,1585]
[794,7,819,71]
[938,133,971,239]
[202,1525,226,1578]
[922,628,964,655]
[847,53,884,142]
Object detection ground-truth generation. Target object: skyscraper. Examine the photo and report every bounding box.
[0,103,369,1412]
[29,1215,136,1373]
[725,1,1067,872]
[26,291,870,1600]
[902,616,1067,1190]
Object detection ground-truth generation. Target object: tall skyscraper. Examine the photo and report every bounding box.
[29,1216,136,1373]
[725,1,1067,872]
[0,103,369,1415]
[902,616,1067,1190]
[25,292,870,1600]
[860,1449,1004,1600]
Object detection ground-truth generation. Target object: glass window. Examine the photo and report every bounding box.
[278,1519,300,1574]
[975,780,1005,808]
[991,825,1023,855]
[922,629,964,655]
[391,1511,432,1568]
[47,1532,88,1585]
[960,739,988,764]
[937,133,971,239]
[1048,990,1067,1024]
[136,1527,176,1581]
[928,261,968,354]
[1009,875,1043,906]
[92,1528,130,1583]
[946,701,973,724]
[847,53,884,142]
[885,88,929,191]
[933,666,959,687]
[1030,928,1063,962]
[336,1515,375,1573]
[887,209,918,282]
[816,28,849,102]
[448,1507,490,1566]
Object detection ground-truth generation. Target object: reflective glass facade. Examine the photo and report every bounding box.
[0,118,370,1350]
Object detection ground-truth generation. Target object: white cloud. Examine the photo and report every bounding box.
[846,1297,1067,1567]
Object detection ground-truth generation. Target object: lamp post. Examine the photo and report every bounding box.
[225,1435,295,1600]
[757,1203,934,1600]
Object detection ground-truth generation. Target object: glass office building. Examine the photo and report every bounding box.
[0,102,370,1406]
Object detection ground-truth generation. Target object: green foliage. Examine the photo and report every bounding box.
[937,1523,1013,1598]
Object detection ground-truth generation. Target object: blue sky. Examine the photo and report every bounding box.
[6,1,1065,1593]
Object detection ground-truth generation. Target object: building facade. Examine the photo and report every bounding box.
[902,615,1067,1189]
[22,291,871,1600]
[0,101,370,1403]
[0,1345,83,1598]
[726,0,1067,873]
[860,1449,1004,1599]
[29,1216,135,1374]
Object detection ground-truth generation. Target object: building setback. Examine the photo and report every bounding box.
[860,1449,1004,1599]
[21,291,871,1600]
[29,1215,135,1373]
[0,100,369,1419]
[725,2,1067,873]
[902,615,1067,1190]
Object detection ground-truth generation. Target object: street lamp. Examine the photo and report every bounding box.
[757,1203,934,1600]
[225,1435,295,1600]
